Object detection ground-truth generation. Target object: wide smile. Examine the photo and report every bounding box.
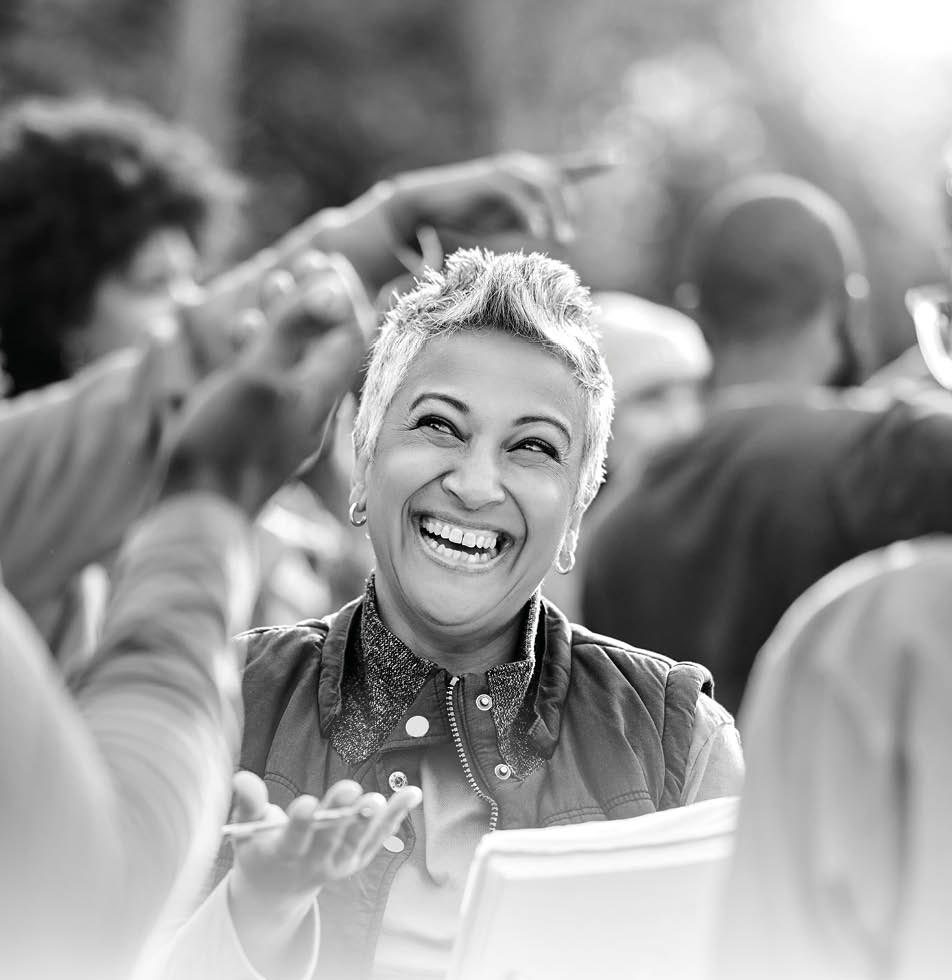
[415,515,512,570]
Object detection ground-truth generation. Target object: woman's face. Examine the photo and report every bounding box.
[74,226,199,368]
[355,329,587,648]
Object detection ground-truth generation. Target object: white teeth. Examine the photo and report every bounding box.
[420,517,499,552]
[420,519,502,567]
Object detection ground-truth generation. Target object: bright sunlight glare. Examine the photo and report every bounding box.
[824,0,952,62]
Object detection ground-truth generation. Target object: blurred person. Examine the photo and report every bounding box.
[160,249,743,980]
[578,174,952,714]
[0,253,380,980]
[0,96,608,656]
[0,95,239,396]
[712,537,952,980]
[710,155,952,976]
[0,93,245,663]
[675,173,869,392]
[542,290,710,620]
[590,290,711,487]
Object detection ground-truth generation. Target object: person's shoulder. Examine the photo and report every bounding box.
[567,621,717,712]
[568,620,681,679]
[239,618,328,667]
[238,596,361,677]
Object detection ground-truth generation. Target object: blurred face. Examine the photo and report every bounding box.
[608,380,704,480]
[73,226,199,367]
[354,330,586,653]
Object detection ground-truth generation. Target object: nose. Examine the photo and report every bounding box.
[441,445,506,510]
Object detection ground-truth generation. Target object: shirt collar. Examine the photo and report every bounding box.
[330,576,540,765]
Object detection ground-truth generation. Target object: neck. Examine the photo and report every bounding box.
[710,342,827,391]
[708,306,840,391]
[370,581,528,674]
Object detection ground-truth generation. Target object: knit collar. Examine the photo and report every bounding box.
[330,576,541,767]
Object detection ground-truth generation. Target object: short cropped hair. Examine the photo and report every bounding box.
[0,95,242,393]
[354,248,614,509]
[678,174,867,350]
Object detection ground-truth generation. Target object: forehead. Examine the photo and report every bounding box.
[393,329,584,426]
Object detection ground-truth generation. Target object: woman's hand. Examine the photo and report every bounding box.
[160,252,375,516]
[226,770,422,978]
[383,150,619,247]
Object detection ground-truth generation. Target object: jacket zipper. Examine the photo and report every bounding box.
[445,675,499,832]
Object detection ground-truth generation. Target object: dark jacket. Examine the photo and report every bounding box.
[582,386,952,714]
[218,594,713,980]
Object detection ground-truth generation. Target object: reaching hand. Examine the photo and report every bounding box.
[384,149,619,247]
[160,251,375,515]
[224,771,422,977]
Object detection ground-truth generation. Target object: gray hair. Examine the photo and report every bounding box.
[353,248,614,508]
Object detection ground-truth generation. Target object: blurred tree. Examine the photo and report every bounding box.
[0,0,949,370]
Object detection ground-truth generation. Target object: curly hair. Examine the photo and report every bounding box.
[0,95,243,394]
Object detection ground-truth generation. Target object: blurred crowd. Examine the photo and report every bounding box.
[2,90,951,980]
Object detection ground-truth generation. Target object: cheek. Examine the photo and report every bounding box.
[366,445,443,518]
[511,466,576,538]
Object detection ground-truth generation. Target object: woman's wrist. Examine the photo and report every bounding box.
[227,868,319,980]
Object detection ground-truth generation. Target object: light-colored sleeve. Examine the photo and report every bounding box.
[0,493,256,980]
[0,342,174,610]
[157,875,319,980]
[680,693,745,805]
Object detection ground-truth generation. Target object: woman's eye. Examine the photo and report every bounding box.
[416,415,458,437]
[515,438,559,459]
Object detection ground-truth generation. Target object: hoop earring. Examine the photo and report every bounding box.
[555,529,577,575]
[555,547,576,575]
[348,501,367,527]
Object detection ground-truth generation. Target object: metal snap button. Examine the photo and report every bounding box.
[475,693,493,711]
[494,763,512,780]
[388,770,408,791]
[382,835,405,853]
[405,715,430,737]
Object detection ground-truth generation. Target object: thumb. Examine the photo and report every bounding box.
[230,770,271,823]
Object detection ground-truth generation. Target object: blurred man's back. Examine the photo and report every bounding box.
[578,173,952,714]
[581,385,952,713]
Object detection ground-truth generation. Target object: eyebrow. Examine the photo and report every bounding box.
[410,393,572,443]
[410,393,468,414]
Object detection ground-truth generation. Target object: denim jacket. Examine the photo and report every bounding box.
[203,589,717,980]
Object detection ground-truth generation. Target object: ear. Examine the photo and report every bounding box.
[350,450,370,509]
[563,505,585,550]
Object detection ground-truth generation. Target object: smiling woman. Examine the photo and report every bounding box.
[160,249,744,980]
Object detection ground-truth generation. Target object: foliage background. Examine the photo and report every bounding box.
[1,0,951,373]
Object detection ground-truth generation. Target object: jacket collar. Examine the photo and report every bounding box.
[316,578,570,762]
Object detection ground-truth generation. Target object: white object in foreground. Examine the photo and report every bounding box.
[447,795,739,980]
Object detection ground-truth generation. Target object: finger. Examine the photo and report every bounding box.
[269,271,353,341]
[555,148,624,182]
[490,179,551,240]
[331,792,387,870]
[231,770,270,823]
[518,167,574,244]
[320,779,365,809]
[259,268,296,317]
[355,786,422,864]
[322,253,377,345]
[280,794,321,857]
[290,249,334,283]
[295,781,371,867]
[228,307,268,352]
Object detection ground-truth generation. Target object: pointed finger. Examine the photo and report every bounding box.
[555,148,624,182]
